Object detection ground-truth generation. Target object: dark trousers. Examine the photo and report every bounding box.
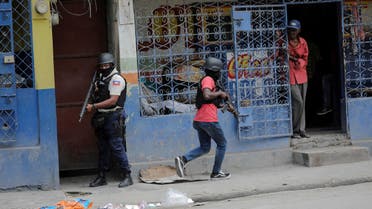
[94,111,130,174]
[321,74,334,109]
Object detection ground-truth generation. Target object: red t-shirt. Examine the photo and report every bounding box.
[193,76,218,122]
[288,37,309,85]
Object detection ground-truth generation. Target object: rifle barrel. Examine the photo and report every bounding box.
[78,72,97,123]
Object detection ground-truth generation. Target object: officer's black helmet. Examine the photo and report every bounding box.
[204,57,223,72]
[98,52,114,65]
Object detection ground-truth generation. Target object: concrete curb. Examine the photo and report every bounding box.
[193,177,372,202]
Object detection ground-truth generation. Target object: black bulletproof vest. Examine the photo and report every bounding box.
[94,73,127,109]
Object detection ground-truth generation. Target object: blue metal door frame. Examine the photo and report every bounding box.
[0,0,17,143]
[231,5,292,140]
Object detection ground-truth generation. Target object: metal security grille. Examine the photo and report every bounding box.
[134,0,283,117]
[284,0,340,3]
[12,0,34,88]
[135,2,228,116]
[0,26,11,52]
[134,0,368,118]
[0,0,33,143]
[0,0,17,143]
[232,5,291,140]
[343,1,372,98]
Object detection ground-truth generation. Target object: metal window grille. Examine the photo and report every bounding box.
[0,26,11,52]
[343,0,372,98]
[12,0,34,88]
[134,0,285,117]
[134,0,371,117]
[284,0,341,4]
[0,109,16,141]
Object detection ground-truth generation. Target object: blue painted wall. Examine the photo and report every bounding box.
[125,85,290,163]
[347,98,372,140]
[0,89,59,189]
[14,89,39,146]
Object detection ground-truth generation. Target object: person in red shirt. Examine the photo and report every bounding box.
[287,19,310,139]
[175,57,231,180]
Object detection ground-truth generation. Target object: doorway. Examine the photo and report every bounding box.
[52,0,108,172]
[287,2,344,132]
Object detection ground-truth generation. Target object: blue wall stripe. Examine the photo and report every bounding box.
[125,86,290,163]
[348,98,372,140]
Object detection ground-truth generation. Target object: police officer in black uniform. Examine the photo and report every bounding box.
[86,52,133,188]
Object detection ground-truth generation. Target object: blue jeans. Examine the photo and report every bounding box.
[184,121,227,174]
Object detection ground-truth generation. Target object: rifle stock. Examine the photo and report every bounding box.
[79,71,97,123]
[221,99,239,119]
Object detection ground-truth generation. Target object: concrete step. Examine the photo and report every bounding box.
[290,132,351,150]
[292,146,370,167]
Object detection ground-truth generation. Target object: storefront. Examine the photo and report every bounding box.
[0,0,370,189]
[123,0,371,161]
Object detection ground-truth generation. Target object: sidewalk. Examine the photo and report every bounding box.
[1,160,372,209]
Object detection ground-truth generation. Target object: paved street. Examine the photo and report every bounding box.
[184,182,372,209]
[1,160,372,209]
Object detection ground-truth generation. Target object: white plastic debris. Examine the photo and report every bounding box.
[98,203,126,209]
[124,205,140,209]
[161,188,193,207]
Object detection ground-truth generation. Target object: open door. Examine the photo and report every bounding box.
[53,0,108,171]
[287,2,344,132]
[231,5,292,140]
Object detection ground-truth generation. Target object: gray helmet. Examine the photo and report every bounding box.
[98,52,114,65]
[204,57,223,72]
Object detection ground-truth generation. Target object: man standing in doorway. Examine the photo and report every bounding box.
[86,52,133,188]
[175,57,231,180]
[287,20,310,139]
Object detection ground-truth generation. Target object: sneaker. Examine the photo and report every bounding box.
[210,171,231,180]
[291,133,301,139]
[300,131,310,138]
[317,107,333,115]
[175,156,185,177]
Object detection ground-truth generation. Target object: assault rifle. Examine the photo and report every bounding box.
[78,71,97,123]
[216,80,239,119]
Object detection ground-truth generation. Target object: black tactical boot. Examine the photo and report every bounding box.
[118,173,133,188]
[89,172,107,187]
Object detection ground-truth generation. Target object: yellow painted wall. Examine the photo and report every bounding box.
[32,0,55,90]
